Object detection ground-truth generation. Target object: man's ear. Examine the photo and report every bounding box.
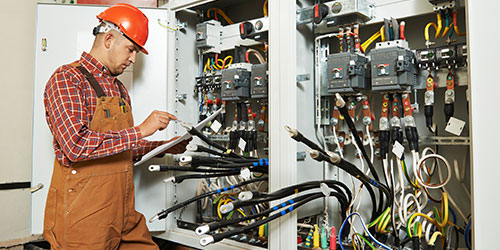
[103,32,115,50]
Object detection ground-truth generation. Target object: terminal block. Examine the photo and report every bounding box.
[436,45,457,68]
[416,48,437,69]
[457,43,467,67]
[251,64,268,98]
[196,20,222,54]
[195,74,222,92]
[370,41,417,91]
[326,52,369,93]
[221,68,251,101]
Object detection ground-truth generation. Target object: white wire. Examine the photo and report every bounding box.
[423,211,435,243]
[366,125,374,164]
[352,133,367,174]
[415,153,451,189]
[422,147,437,175]
[332,126,344,158]
[403,193,421,224]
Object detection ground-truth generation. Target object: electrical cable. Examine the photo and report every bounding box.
[308,149,380,222]
[164,169,267,184]
[196,191,345,236]
[338,212,392,250]
[149,165,238,173]
[220,180,351,215]
[200,192,340,246]
[149,177,267,222]
[415,153,451,189]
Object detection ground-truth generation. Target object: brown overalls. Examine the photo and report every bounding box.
[43,64,159,250]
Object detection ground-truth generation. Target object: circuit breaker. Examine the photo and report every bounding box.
[221,67,251,101]
[327,52,369,93]
[196,20,222,54]
[250,64,268,98]
[370,41,417,91]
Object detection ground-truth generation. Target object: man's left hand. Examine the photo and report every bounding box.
[163,136,192,154]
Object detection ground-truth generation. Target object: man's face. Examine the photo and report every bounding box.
[106,32,140,76]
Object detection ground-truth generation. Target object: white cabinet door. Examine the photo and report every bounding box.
[32,3,171,234]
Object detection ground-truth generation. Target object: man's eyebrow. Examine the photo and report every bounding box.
[128,45,140,52]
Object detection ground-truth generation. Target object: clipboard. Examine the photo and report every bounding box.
[134,108,222,166]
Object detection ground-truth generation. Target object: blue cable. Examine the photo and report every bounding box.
[338,212,391,250]
[449,207,456,225]
[465,218,471,249]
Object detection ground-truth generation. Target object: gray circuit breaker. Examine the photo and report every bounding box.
[221,68,251,101]
[370,41,417,91]
[250,64,268,98]
[327,52,369,93]
[196,20,222,54]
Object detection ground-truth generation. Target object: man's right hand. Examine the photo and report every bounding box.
[137,110,177,138]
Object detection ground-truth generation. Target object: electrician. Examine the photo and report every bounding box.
[43,4,189,249]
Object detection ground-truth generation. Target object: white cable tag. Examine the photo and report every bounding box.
[240,167,251,180]
[392,141,405,159]
[445,117,466,136]
[210,120,222,133]
[320,183,330,197]
[238,138,247,151]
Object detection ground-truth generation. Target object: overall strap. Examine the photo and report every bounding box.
[70,62,106,98]
[115,80,127,100]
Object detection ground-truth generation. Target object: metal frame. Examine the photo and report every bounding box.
[466,0,500,248]
[268,0,298,249]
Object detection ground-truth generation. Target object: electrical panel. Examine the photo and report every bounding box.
[327,52,369,93]
[370,41,417,91]
[157,0,473,249]
[250,64,268,98]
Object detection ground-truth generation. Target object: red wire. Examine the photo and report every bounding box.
[245,50,250,63]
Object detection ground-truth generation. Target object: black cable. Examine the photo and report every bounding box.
[444,103,454,123]
[150,177,268,222]
[170,171,242,183]
[201,191,347,246]
[153,165,237,173]
[183,155,259,165]
[309,150,381,222]
[285,126,328,156]
[197,191,345,235]
[193,161,269,169]
[191,144,229,158]
[334,96,380,182]
[223,181,350,214]
[335,95,386,219]
[185,125,246,159]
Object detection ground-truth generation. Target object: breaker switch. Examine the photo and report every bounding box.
[313,4,329,24]
[240,21,254,39]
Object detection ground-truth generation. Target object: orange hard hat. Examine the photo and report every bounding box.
[97,3,149,54]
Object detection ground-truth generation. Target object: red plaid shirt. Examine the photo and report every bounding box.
[44,52,164,166]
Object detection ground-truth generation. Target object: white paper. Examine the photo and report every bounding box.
[445,117,466,136]
[238,138,247,151]
[211,119,222,133]
[134,108,222,166]
[392,140,405,159]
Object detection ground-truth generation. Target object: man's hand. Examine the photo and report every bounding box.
[137,110,177,138]
[163,136,192,155]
